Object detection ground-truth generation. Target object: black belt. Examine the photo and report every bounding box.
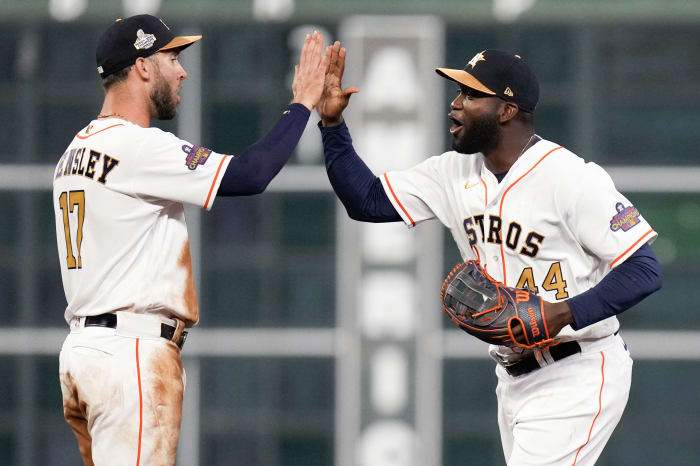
[84,313,187,349]
[502,340,581,377]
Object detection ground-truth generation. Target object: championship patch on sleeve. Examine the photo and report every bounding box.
[609,202,641,232]
[182,144,212,170]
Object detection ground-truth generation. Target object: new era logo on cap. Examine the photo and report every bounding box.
[96,14,202,78]
[435,49,540,113]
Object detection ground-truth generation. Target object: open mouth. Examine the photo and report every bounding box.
[449,116,463,134]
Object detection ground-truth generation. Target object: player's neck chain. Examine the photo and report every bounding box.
[97,113,131,123]
[517,134,540,159]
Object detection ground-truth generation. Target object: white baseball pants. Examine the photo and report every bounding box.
[496,333,632,466]
[59,318,185,466]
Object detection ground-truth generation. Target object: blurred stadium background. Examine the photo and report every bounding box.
[1,0,699,464]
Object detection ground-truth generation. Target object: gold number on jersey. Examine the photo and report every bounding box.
[516,262,569,299]
[541,261,569,299]
[515,267,539,294]
[58,190,85,269]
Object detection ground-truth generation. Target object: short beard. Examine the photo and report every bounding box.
[149,63,177,120]
[452,112,501,155]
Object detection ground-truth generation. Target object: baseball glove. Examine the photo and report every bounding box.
[441,261,555,349]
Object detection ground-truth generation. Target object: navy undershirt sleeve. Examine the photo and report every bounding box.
[217,103,310,196]
[319,120,401,222]
[568,243,662,330]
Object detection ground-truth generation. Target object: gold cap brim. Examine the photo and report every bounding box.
[160,35,202,51]
[435,68,496,95]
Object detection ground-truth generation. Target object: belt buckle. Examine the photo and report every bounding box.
[177,331,188,350]
[494,354,522,372]
[501,359,526,377]
[497,351,544,377]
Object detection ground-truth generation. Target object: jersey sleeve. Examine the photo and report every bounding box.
[560,162,657,268]
[380,155,455,229]
[130,128,232,210]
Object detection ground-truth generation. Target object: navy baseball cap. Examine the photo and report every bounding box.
[96,14,202,78]
[436,49,539,113]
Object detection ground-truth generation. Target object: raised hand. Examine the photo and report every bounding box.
[291,31,330,111]
[317,41,359,126]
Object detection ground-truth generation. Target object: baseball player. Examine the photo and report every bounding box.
[316,44,662,465]
[54,15,329,465]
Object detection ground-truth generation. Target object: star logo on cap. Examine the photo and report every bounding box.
[467,51,486,69]
[134,29,156,50]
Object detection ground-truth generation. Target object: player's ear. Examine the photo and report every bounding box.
[133,57,150,81]
[498,102,519,123]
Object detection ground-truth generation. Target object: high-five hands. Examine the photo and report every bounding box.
[317,41,360,126]
[292,31,331,111]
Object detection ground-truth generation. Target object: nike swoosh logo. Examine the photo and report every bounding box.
[464,181,479,189]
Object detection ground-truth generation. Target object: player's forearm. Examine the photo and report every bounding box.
[217,103,310,196]
[319,120,401,222]
[542,301,574,337]
[320,115,345,127]
[567,243,662,329]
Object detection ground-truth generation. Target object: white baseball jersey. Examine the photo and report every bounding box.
[381,137,657,343]
[53,117,232,327]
